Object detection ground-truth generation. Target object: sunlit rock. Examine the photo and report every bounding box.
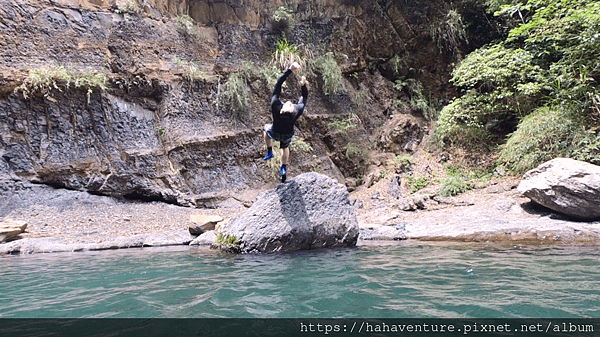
[518,158,600,220]
[217,173,359,253]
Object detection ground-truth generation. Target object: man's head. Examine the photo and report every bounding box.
[281,101,295,114]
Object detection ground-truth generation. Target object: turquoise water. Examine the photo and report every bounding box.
[1,242,599,318]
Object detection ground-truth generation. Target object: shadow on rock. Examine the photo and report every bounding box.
[217,172,359,253]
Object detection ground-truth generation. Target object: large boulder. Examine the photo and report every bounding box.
[216,172,359,253]
[517,158,600,220]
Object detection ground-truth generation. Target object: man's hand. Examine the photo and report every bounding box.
[290,62,301,73]
[299,76,308,86]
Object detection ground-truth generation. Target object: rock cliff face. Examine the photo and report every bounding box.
[1,0,472,207]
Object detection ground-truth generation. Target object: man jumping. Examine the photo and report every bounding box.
[263,62,308,183]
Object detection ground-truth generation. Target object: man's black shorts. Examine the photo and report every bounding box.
[264,124,294,149]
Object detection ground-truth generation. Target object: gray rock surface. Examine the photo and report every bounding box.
[0,180,213,254]
[0,229,194,254]
[190,230,217,246]
[518,158,600,220]
[359,224,406,240]
[218,172,359,253]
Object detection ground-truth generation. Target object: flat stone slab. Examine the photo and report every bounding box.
[189,215,224,235]
[0,229,194,254]
[0,220,28,243]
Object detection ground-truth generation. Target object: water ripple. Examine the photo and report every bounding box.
[1,243,600,318]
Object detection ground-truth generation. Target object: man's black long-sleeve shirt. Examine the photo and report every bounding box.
[270,69,308,135]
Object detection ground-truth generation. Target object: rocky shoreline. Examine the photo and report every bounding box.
[2,171,600,255]
[356,175,600,244]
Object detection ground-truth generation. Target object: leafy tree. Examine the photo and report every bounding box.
[436,0,600,171]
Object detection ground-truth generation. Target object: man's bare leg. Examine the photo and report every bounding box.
[281,147,289,165]
[264,131,273,148]
[280,147,289,183]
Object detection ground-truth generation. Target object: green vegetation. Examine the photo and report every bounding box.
[291,138,313,153]
[438,176,471,197]
[156,126,166,142]
[271,6,295,34]
[214,38,315,118]
[392,154,414,170]
[264,141,286,176]
[353,87,371,113]
[215,56,291,118]
[175,14,197,36]
[436,0,600,172]
[328,114,357,134]
[429,8,468,55]
[175,15,194,30]
[173,57,211,84]
[216,233,239,247]
[438,163,494,196]
[114,0,143,15]
[268,38,347,100]
[406,174,430,193]
[345,142,369,177]
[271,38,303,70]
[256,65,280,90]
[16,65,108,103]
[393,78,438,120]
[310,154,320,172]
[216,62,254,116]
[389,54,408,76]
[218,72,249,114]
[498,106,600,174]
[311,52,346,97]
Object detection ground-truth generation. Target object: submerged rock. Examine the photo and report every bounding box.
[518,158,600,220]
[217,172,359,253]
